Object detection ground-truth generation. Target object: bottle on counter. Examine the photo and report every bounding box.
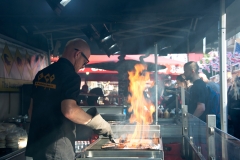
[158,105,164,118]
[170,109,175,117]
[80,141,84,150]
[164,109,170,118]
[75,141,80,153]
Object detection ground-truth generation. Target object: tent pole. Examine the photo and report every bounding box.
[219,0,228,159]
[155,43,158,124]
[219,0,227,132]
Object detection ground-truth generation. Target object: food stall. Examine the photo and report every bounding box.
[74,59,240,160]
[74,101,240,160]
[1,85,240,160]
[1,57,240,160]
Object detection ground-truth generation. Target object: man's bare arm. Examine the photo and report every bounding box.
[28,98,33,120]
[61,99,92,124]
[193,103,205,117]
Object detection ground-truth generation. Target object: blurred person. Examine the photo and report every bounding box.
[228,76,240,138]
[81,83,89,93]
[164,79,172,87]
[160,75,191,111]
[108,86,118,104]
[185,63,220,128]
[176,74,192,89]
[199,72,220,93]
[77,83,89,105]
[87,87,104,106]
[184,61,208,122]
[227,72,233,89]
[26,38,113,160]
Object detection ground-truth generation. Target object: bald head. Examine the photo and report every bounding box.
[62,38,91,72]
[184,61,199,82]
[184,61,199,73]
[63,38,90,57]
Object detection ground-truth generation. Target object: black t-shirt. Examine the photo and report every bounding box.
[189,79,208,122]
[26,58,81,159]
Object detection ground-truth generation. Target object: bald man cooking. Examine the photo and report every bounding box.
[26,38,113,160]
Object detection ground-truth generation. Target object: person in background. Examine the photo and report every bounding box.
[81,84,89,93]
[160,74,191,111]
[228,76,240,138]
[176,74,192,106]
[176,74,192,89]
[108,86,118,104]
[184,61,208,122]
[77,83,89,105]
[164,79,172,87]
[26,38,113,160]
[87,87,104,106]
[199,72,220,93]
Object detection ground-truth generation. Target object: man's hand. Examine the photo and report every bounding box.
[193,103,205,117]
[86,107,113,137]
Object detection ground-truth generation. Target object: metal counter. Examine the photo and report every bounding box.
[81,138,164,159]
[81,105,125,114]
[0,148,25,160]
[81,125,164,159]
[3,109,240,160]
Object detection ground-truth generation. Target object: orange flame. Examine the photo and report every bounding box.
[128,64,155,139]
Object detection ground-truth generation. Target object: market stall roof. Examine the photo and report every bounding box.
[51,54,185,65]
[0,0,235,56]
[71,55,184,75]
[125,55,185,66]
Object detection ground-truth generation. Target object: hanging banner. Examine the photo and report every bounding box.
[0,38,48,92]
[15,48,25,78]
[0,78,31,92]
[1,44,14,75]
[199,40,240,75]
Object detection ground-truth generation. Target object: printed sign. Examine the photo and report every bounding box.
[0,39,48,92]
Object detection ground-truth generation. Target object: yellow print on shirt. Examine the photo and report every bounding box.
[35,72,56,89]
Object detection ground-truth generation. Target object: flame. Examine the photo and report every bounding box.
[128,64,155,140]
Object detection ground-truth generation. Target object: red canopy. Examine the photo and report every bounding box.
[50,55,185,75]
[125,55,184,75]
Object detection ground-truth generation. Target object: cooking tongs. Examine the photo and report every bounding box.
[109,135,116,143]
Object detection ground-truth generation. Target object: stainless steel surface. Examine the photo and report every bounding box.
[157,118,176,124]
[220,1,228,160]
[154,43,158,124]
[176,90,179,113]
[78,158,163,160]
[207,115,216,160]
[81,124,163,159]
[182,105,188,158]
[183,136,204,160]
[0,148,25,160]
[111,125,160,139]
[82,138,164,159]
[219,0,228,133]
[182,105,188,137]
[160,125,182,137]
[181,87,185,105]
[101,114,126,121]
[81,106,124,114]
[77,114,240,159]
[219,0,228,132]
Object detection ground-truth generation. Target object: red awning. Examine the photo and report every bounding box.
[125,55,185,75]
[50,55,185,75]
[188,53,203,62]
